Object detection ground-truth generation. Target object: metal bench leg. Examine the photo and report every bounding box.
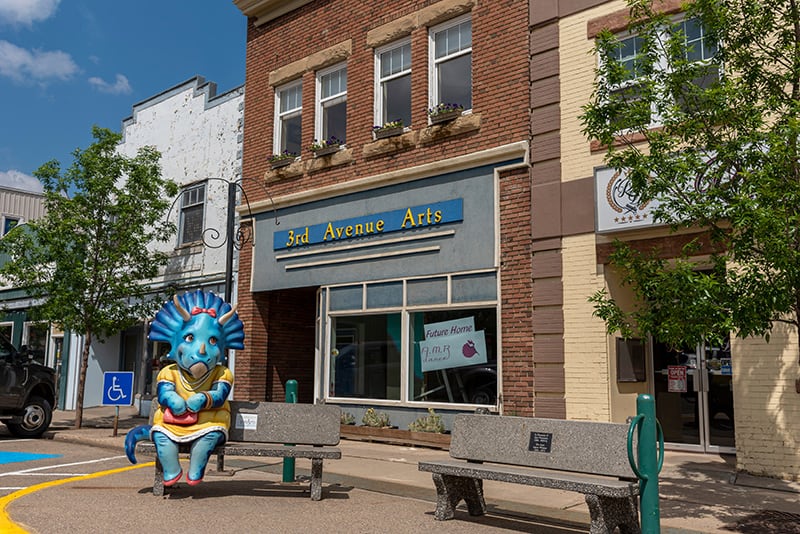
[585,494,640,534]
[309,458,324,501]
[431,473,486,520]
[153,458,165,497]
[216,451,225,472]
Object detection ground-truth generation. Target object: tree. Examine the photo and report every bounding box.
[0,126,177,428]
[581,0,800,385]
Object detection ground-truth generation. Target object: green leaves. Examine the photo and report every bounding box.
[583,0,800,349]
[0,126,177,341]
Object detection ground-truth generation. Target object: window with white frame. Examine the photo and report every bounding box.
[675,16,719,107]
[179,182,205,245]
[2,216,19,236]
[605,16,719,127]
[375,39,411,129]
[323,271,499,406]
[275,81,303,156]
[22,322,48,366]
[316,64,347,144]
[430,15,472,114]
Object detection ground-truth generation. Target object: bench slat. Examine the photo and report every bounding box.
[419,459,638,498]
[146,400,341,446]
[136,442,341,460]
[449,414,636,479]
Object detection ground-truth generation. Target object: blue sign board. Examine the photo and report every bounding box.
[102,371,134,406]
[273,198,464,250]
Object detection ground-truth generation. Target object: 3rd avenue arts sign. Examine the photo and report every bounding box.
[273,198,463,250]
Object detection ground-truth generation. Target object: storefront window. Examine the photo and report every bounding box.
[410,308,497,405]
[330,314,401,400]
[23,322,48,366]
[323,272,499,407]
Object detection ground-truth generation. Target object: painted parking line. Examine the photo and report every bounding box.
[0,452,61,465]
[0,457,154,533]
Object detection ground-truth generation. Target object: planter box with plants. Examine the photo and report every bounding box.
[340,408,451,449]
[372,120,404,140]
[268,151,298,169]
[427,103,464,125]
[310,136,342,157]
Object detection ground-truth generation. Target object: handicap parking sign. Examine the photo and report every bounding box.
[102,372,134,406]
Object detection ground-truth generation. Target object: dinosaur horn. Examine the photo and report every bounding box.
[173,294,191,322]
[219,303,238,326]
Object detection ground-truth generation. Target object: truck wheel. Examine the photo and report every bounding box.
[7,396,52,438]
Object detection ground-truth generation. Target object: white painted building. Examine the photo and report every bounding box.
[64,76,244,411]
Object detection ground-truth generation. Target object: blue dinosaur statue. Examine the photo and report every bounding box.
[125,290,244,487]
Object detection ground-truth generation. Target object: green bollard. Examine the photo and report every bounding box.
[282,380,298,483]
[627,393,663,534]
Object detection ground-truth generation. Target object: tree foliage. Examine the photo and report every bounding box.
[0,126,178,426]
[581,0,800,357]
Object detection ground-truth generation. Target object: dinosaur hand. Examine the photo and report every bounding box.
[162,394,188,415]
[186,393,208,413]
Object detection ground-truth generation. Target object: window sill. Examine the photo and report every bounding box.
[418,112,481,145]
[308,147,353,172]
[363,129,417,158]
[589,125,663,153]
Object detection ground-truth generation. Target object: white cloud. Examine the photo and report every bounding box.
[0,170,43,193]
[88,73,132,95]
[0,40,78,83]
[0,0,60,26]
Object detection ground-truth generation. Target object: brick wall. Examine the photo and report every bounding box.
[240,0,529,202]
[237,0,532,410]
[499,166,534,416]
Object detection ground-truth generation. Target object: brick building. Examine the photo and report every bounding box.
[231,0,800,481]
[232,0,530,429]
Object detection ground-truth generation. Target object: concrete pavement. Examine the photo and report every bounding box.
[42,406,800,533]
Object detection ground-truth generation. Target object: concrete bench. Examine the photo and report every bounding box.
[418,414,640,533]
[136,400,341,500]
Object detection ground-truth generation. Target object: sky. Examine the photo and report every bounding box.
[0,0,246,194]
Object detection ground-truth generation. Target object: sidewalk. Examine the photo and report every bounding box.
[48,406,800,534]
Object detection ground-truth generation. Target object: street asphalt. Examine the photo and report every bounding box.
[7,405,796,533]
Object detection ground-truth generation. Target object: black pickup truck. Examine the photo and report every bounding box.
[0,332,56,438]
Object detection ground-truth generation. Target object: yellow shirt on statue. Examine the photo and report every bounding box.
[151,363,233,443]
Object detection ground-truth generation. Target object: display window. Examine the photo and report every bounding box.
[322,271,499,407]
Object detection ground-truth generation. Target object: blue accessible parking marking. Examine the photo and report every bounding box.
[0,452,61,465]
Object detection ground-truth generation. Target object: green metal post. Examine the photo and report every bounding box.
[282,379,298,482]
[636,393,661,533]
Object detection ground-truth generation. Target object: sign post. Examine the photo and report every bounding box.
[102,371,134,437]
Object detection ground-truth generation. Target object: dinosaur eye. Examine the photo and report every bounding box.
[184,334,194,342]
[209,337,218,346]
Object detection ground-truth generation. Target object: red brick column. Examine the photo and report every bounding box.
[499,166,534,417]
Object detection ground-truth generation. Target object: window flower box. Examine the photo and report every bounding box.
[268,151,298,169]
[372,120,404,140]
[310,137,342,158]
[427,103,464,125]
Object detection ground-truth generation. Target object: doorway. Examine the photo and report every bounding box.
[651,336,735,453]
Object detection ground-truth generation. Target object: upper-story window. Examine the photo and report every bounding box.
[316,64,347,144]
[179,182,205,245]
[275,81,303,156]
[2,216,19,236]
[430,15,472,114]
[605,16,718,128]
[375,39,411,128]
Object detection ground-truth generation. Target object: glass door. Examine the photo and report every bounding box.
[651,337,735,453]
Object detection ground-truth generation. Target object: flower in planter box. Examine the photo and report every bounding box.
[309,136,343,152]
[372,119,403,132]
[268,150,299,163]
[427,102,464,118]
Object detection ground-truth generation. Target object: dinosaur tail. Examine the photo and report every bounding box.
[124,424,152,464]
